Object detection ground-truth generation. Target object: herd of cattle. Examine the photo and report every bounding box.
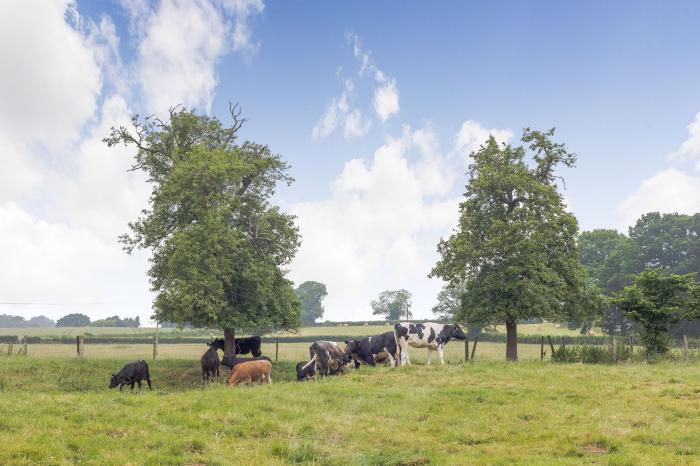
[108,322,466,390]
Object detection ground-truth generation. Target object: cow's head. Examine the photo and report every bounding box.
[344,339,360,355]
[450,324,467,341]
[108,373,120,389]
[208,338,225,351]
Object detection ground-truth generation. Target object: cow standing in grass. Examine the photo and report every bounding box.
[344,332,399,367]
[226,360,272,386]
[109,360,152,391]
[209,336,262,357]
[302,341,353,377]
[394,322,466,365]
[200,345,220,381]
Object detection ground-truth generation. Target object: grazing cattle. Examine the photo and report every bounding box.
[306,340,353,376]
[220,354,272,369]
[394,322,466,365]
[209,336,262,357]
[200,346,220,381]
[296,361,316,381]
[109,360,152,391]
[344,332,399,367]
[226,360,272,386]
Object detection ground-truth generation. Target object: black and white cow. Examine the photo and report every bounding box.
[208,336,262,357]
[394,322,466,365]
[344,332,399,367]
[302,340,353,376]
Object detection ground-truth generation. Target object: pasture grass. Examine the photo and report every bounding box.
[0,355,698,465]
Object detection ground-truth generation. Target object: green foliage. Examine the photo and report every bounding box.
[56,313,91,327]
[615,268,700,356]
[431,128,595,358]
[432,283,490,337]
[294,281,327,323]
[552,344,632,364]
[371,289,413,320]
[0,315,53,328]
[105,106,301,334]
[89,316,140,328]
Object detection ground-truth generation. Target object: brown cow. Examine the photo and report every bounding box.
[226,360,272,386]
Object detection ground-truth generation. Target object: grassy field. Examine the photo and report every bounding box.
[0,355,698,465]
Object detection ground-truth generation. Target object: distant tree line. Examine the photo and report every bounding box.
[0,314,55,328]
[53,313,141,328]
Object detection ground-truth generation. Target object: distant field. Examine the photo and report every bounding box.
[12,341,546,362]
[0,357,697,465]
[0,322,583,338]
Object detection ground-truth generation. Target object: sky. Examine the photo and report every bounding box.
[1,0,700,325]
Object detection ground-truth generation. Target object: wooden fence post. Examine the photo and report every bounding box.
[611,335,617,364]
[470,336,478,361]
[76,335,84,358]
[540,336,544,360]
[275,338,279,362]
[547,336,556,359]
[682,335,689,361]
[629,335,633,354]
[152,336,158,360]
[22,336,27,356]
[464,337,469,363]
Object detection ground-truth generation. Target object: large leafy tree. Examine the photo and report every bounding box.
[577,229,635,335]
[294,281,328,323]
[615,268,699,356]
[431,129,597,361]
[371,289,413,320]
[432,283,488,337]
[105,105,301,356]
[56,313,91,327]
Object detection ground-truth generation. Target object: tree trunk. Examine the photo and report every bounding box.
[505,320,518,361]
[224,328,236,359]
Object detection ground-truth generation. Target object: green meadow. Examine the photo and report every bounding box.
[1,353,698,465]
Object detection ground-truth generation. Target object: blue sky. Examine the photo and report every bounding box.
[1,1,699,324]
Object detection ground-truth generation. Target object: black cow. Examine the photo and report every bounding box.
[109,360,152,391]
[344,332,399,367]
[221,354,272,370]
[296,361,316,381]
[209,336,262,357]
[200,346,220,381]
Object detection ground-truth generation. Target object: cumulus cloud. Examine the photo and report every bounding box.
[136,0,229,114]
[291,126,461,321]
[454,120,514,156]
[670,111,700,172]
[374,79,400,122]
[618,168,700,230]
[219,0,265,52]
[344,109,372,139]
[0,0,101,146]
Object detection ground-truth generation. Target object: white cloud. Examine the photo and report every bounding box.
[219,0,265,52]
[0,0,102,146]
[136,0,229,114]
[291,126,461,321]
[0,134,43,202]
[374,79,400,122]
[344,109,372,139]
[618,168,700,230]
[312,33,399,140]
[670,111,700,173]
[454,120,514,156]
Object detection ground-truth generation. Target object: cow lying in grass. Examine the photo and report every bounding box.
[200,346,220,381]
[226,360,272,386]
[394,322,466,365]
[296,361,316,381]
[109,360,152,391]
[344,332,399,367]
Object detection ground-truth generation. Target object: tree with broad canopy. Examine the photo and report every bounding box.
[104,104,301,357]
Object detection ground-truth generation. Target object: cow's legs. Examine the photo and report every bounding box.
[137,380,143,391]
[438,345,445,365]
[386,348,396,367]
[399,340,411,365]
[426,348,433,365]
